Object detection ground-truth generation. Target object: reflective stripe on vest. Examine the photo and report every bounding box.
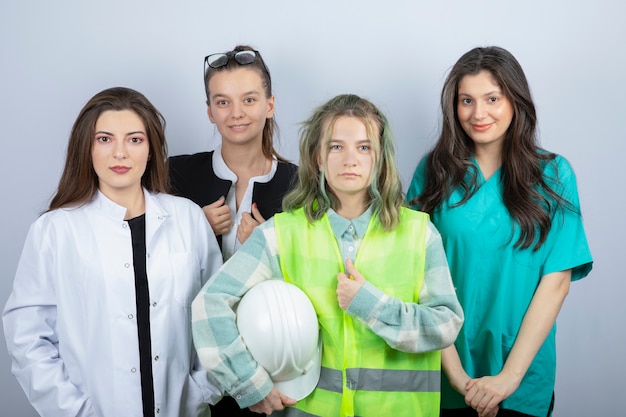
[274,207,441,417]
[318,366,441,393]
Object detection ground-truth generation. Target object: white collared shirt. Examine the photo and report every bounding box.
[3,190,223,417]
[212,144,278,260]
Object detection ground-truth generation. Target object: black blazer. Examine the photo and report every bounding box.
[168,151,298,245]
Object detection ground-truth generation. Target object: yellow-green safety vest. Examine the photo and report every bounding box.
[274,207,441,417]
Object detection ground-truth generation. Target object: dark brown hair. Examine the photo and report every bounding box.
[48,87,169,211]
[412,46,569,250]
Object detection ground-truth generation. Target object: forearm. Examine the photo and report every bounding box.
[346,281,463,353]
[441,345,470,395]
[191,223,281,406]
[346,223,463,353]
[499,269,571,383]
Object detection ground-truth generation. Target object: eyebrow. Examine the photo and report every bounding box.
[95,130,146,136]
[458,90,502,97]
[210,89,261,100]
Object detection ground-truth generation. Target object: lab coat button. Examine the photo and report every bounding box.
[152,301,157,307]
[131,367,137,373]
[154,355,159,361]
[128,314,134,319]
[124,263,130,268]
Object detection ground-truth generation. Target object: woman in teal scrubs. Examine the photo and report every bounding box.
[407,46,592,417]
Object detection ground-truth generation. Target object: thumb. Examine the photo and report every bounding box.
[345,259,364,282]
[208,196,225,208]
[251,203,265,223]
[279,391,297,406]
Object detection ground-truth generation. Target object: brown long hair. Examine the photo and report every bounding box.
[204,44,287,162]
[48,87,169,211]
[412,46,570,250]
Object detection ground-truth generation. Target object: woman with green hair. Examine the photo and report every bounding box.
[192,93,463,417]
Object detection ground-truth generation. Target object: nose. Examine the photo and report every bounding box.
[473,102,486,121]
[114,141,127,159]
[231,101,244,119]
[343,147,357,166]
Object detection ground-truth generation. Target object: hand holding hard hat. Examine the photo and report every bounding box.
[236,279,322,405]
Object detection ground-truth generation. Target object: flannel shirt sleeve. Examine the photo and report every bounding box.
[191,219,284,408]
[346,221,464,353]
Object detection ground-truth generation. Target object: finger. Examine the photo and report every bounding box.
[465,378,476,391]
[207,196,226,208]
[345,259,364,282]
[279,392,297,406]
[239,211,252,225]
[251,203,266,223]
[337,272,349,282]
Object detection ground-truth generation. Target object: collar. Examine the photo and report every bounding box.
[326,206,373,239]
[90,189,168,221]
[212,144,278,184]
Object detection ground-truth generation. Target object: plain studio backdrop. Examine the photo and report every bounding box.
[1,1,623,416]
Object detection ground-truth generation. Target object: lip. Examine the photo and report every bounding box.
[341,172,359,178]
[110,166,131,174]
[472,123,493,132]
[229,123,250,131]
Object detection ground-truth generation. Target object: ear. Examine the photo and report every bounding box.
[207,105,216,123]
[266,95,275,119]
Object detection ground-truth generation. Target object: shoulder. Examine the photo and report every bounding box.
[276,160,298,177]
[400,206,430,222]
[150,192,203,217]
[26,204,90,240]
[168,151,214,171]
[407,154,431,200]
[540,152,577,184]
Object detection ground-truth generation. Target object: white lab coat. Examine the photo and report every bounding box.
[3,190,223,417]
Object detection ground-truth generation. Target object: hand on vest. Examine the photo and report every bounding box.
[249,386,296,415]
[336,258,366,310]
[237,203,265,244]
[203,197,232,236]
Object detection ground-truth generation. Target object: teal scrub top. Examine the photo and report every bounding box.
[407,154,592,417]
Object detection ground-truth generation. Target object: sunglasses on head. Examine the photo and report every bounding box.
[205,50,259,69]
[203,49,271,99]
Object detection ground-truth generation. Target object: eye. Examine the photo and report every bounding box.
[129,136,144,144]
[460,98,472,105]
[215,99,228,107]
[358,145,370,152]
[330,144,342,151]
[95,136,111,143]
[488,96,499,103]
[244,97,256,104]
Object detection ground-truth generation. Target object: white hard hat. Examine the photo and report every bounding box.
[236,279,322,400]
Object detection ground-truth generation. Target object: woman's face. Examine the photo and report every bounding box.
[206,67,275,147]
[456,70,514,153]
[91,109,150,198]
[319,116,376,206]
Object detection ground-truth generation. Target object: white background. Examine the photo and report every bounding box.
[1,1,624,415]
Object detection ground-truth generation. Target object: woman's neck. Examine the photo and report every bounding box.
[335,195,368,220]
[474,145,503,181]
[221,141,270,177]
[100,185,146,220]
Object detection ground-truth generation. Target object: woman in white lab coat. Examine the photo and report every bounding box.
[3,87,222,417]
